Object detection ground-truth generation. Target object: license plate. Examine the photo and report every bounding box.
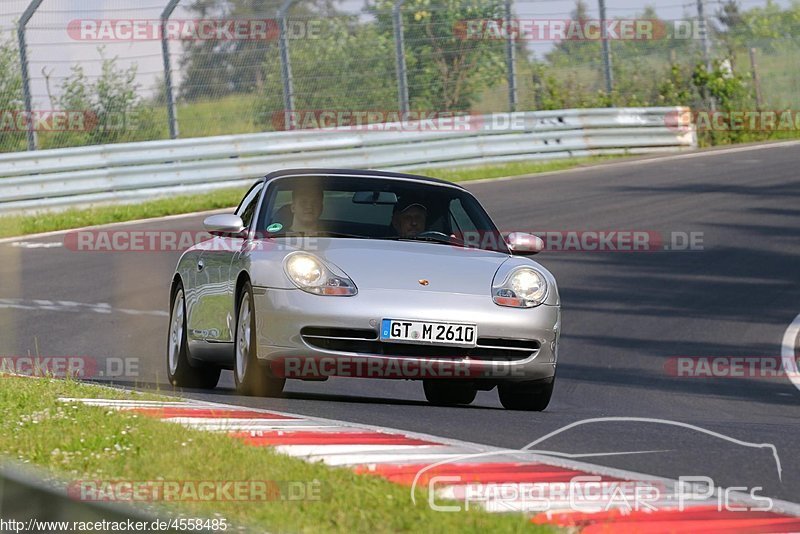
[380,319,477,347]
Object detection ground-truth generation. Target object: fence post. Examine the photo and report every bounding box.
[161,0,181,139]
[504,0,517,112]
[598,0,613,99]
[749,47,763,110]
[17,0,45,151]
[392,0,409,115]
[278,0,296,130]
[696,0,712,72]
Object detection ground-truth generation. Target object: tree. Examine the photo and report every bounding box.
[179,0,335,101]
[0,37,24,153]
[369,0,507,111]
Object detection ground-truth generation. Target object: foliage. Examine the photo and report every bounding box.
[43,51,161,148]
[369,0,507,112]
[0,37,25,152]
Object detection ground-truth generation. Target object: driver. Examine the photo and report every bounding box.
[392,198,427,238]
[289,184,324,233]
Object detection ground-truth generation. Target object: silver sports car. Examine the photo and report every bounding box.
[167,169,560,410]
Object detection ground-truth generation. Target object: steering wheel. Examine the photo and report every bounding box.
[416,230,451,240]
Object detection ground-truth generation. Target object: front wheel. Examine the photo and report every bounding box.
[167,283,220,389]
[234,281,285,397]
[498,377,554,411]
[423,380,477,406]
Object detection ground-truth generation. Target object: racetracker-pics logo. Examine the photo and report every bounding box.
[67,19,321,41]
[68,479,323,502]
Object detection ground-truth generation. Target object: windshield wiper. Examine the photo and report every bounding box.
[269,231,371,239]
[385,234,464,246]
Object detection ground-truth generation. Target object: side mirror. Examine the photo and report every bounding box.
[505,232,544,255]
[203,214,246,237]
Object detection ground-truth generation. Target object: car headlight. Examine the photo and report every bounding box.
[284,252,357,296]
[492,267,547,308]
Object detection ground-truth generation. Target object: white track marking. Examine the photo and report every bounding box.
[0,207,232,244]
[781,313,800,392]
[58,399,189,408]
[276,444,438,457]
[8,241,63,249]
[312,453,465,466]
[0,298,167,317]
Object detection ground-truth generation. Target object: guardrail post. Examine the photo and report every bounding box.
[392,0,410,115]
[161,0,181,139]
[598,0,613,99]
[696,0,711,72]
[17,0,45,151]
[278,0,296,130]
[504,0,517,112]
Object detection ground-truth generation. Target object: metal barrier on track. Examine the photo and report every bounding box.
[0,107,695,214]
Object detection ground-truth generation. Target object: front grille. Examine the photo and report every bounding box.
[300,328,539,361]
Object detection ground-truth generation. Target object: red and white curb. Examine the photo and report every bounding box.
[59,396,800,532]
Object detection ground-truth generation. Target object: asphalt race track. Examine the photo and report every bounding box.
[2,142,798,504]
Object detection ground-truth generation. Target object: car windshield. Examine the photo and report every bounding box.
[256,174,508,253]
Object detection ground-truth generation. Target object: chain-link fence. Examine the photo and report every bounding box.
[1,0,798,153]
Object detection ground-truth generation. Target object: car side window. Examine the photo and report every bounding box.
[449,198,477,234]
[236,183,264,229]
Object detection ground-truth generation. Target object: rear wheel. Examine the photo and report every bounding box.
[498,377,554,411]
[234,281,285,397]
[423,380,477,406]
[167,283,220,389]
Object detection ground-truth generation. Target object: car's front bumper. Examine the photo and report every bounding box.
[253,286,560,382]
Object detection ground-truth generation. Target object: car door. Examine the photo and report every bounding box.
[189,181,263,345]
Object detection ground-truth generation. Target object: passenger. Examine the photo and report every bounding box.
[289,185,324,233]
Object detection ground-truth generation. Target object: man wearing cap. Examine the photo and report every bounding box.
[392,198,428,238]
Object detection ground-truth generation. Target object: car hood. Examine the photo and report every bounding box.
[283,238,510,295]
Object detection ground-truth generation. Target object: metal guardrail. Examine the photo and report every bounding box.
[0,461,193,532]
[0,107,695,214]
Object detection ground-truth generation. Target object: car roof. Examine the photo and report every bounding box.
[263,168,466,190]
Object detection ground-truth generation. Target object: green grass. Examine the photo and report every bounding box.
[0,157,624,240]
[0,187,249,239]
[0,375,550,533]
[419,155,622,183]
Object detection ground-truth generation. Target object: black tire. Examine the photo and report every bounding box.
[498,377,555,411]
[167,283,221,389]
[234,281,285,397]
[423,380,477,406]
